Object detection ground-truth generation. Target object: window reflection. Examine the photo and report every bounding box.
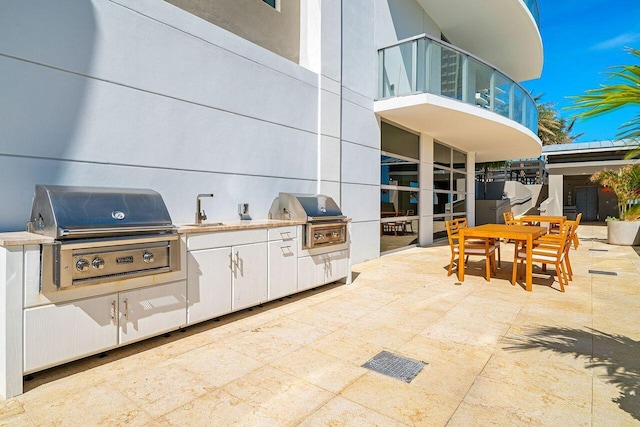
[381,151,419,253]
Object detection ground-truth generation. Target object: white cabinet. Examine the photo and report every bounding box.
[232,242,268,310]
[186,229,269,321]
[268,238,297,300]
[119,280,187,345]
[187,247,233,324]
[298,249,349,291]
[24,293,118,373]
[23,280,187,373]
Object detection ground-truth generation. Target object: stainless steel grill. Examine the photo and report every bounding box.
[27,185,180,291]
[269,193,349,250]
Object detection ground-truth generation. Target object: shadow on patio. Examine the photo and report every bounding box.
[503,326,640,421]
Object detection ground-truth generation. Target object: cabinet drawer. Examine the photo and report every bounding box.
[268,226,297,241]
[187,229,268,251]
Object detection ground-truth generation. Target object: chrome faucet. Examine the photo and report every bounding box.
[196,193,214,224]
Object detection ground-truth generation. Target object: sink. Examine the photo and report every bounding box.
[181,222,225,227]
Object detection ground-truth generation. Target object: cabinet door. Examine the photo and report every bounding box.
[232,242,268,310]
[187,247,233,324]
[24,294,118,373]
[119,280,187,345]
[269,239,297,299]
[297,250,349,291]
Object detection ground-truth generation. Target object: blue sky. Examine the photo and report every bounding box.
[522,0,640,142]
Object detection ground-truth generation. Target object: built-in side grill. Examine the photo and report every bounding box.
[269,193,349,250]
[28,185,179,291]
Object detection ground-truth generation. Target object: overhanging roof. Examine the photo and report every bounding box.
[375,93,542,163]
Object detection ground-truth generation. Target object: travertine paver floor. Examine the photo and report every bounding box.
[2,225,640,426]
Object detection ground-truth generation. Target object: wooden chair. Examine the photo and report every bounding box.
[458,218,501,267]
[548,213,581,248]
[536,213,582,281]
[512,222,574,292]
[503,211,514,224]
[445,219,496,281]
[404,209,415,234]
[382,211,403,236]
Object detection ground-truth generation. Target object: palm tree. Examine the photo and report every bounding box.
[590,165,640,220]
[535,95,581,145]
[572,47,640,219]
[570,47,640,157]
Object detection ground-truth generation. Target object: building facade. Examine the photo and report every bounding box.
[543,140,639,222]
[0,0,542,263]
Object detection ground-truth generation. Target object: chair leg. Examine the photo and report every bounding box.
[565,255,573,281]
[556,262,565,292]
[448,253,455,276]
[511,259,518,285]
[573,233,579,249]
[496,245,501,268]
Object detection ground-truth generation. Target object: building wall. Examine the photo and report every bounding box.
[165,0,301,63]
[374,0,440,48]
[0,0,319,231]
[341,0,381,263]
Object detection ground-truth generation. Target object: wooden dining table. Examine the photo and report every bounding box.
[458,224,547,291]
[518,215,566,227]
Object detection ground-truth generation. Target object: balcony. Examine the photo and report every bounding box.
[375,35,541,162]
[413,1,542,81]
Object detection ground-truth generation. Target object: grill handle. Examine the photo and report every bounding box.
[58,225,175,238]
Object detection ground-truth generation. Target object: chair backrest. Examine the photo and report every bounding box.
[574,212,582,229]
[503,211,514,224]
[445,219,462,250]
[557,221,574,256]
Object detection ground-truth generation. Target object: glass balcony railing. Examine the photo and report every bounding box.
[378,35,538,135]
[523,0,540,28]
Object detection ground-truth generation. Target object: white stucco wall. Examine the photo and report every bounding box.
[0,0,321,231]
[341,0,381,264]
[374,0,441,49]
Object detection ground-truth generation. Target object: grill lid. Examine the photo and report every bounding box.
[271,192,346,221]
[28,185,175,239]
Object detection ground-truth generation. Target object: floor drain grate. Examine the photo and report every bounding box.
[589,270,617,276]
[589,249,609,252]
[362,351,426,383]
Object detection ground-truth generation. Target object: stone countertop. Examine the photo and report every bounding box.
[0,232,55,247]
[176,219,305,234]
[0,220,305,246]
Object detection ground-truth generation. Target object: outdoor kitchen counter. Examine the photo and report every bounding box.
[176,219,306,234]
[0,231,54,247]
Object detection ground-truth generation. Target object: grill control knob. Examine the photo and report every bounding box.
[76,259,90,272]
[143,252,154,263]
[92,257,105,270]
[332,232,340,238]
[314,233,323,240]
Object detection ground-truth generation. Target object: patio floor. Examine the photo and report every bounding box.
[1,225,639,426]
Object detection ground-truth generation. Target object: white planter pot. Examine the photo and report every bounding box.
[607,221,640,246]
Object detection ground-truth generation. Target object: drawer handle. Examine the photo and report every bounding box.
[111,300,116,321]
[123,298,129,319]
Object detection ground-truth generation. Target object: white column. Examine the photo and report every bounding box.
[548,174,564,216]
[466,152,477,226]
[419,134,434,246]
[0,246,24,399]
